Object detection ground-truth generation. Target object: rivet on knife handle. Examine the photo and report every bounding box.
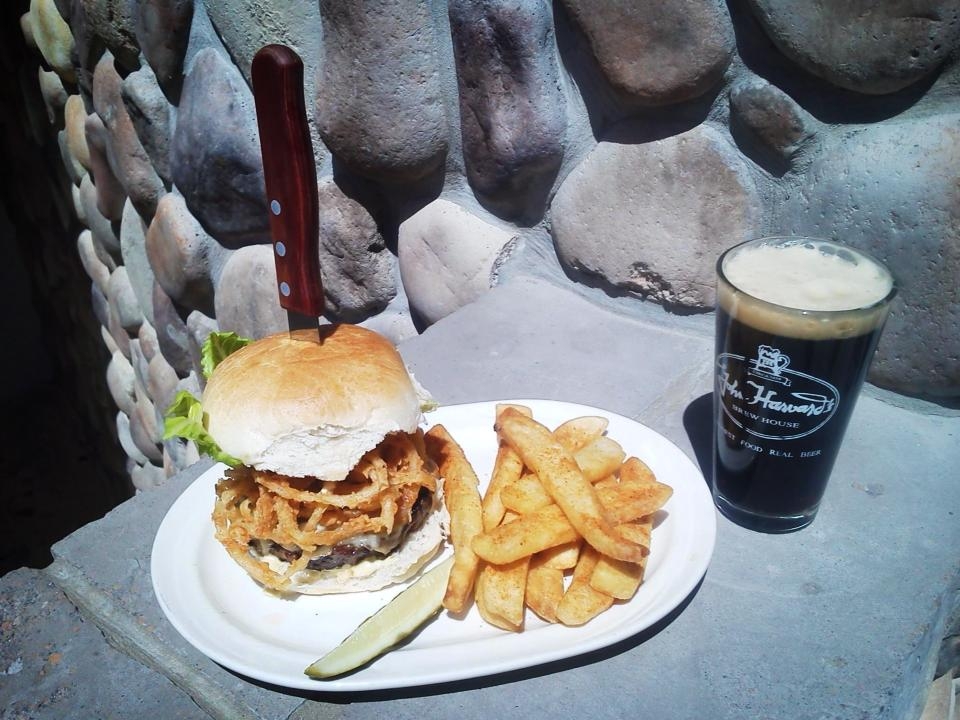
[251,45,324,318]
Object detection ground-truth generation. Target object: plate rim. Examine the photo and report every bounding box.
[150,398,717,691]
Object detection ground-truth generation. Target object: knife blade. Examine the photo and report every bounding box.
[251,44,324,340]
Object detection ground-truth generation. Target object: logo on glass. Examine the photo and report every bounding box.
[717,345,840,441]
[749,345,791,385]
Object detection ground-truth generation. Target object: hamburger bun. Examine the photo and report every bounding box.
[202,325,424,480]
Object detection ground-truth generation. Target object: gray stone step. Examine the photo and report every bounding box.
[0,567,207,719]
[47,460,302,720]
[31,275,960,719]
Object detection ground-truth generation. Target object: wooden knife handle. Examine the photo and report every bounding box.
[251,45,324,317]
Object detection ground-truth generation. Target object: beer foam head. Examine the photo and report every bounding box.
[722,239,893,311]
[718,238,895,339]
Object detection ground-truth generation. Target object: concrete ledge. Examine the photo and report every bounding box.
[17,275,960,719]
[46,559,261,720]
[0,567,208,719]
[47,459,305,720]
[400,276,960,719]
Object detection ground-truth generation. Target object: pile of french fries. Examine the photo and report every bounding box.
[423,404,673,630]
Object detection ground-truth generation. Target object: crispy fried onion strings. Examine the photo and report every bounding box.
[212,430,438,591]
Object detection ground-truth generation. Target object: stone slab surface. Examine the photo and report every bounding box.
[48,458,303,720]
[0,567,206,719]
[402,275,714,449]
[397,275,960,720]
[31,275,960,719]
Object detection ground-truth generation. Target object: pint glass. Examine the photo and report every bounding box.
[713,237,896,533]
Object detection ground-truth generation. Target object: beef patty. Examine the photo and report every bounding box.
[253,487,434,571]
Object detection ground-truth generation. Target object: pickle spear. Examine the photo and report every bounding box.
[304,555,454,679]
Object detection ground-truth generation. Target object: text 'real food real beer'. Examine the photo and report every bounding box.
[713,237,896,533]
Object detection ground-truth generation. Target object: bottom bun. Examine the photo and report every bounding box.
[255,506,447,595]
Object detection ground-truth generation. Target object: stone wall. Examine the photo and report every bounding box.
[18,0,960,489]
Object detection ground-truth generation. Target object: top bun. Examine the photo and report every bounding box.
[202,325,423,480]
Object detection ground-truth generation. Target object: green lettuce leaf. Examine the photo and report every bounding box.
[163,390,242,466]
[200,331,252,379]
[420,397,439,413]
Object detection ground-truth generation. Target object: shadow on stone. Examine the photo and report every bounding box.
[726,0,940,125]
[728,109,793,178]
[471,156,561,229]
[331,156,445,247]
[552,0,626,135]
[553,0,725,141]
[543,233,714,317]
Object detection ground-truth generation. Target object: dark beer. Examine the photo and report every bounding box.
[713,238,895,533]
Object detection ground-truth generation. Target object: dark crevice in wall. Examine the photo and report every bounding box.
[0,0,131,576]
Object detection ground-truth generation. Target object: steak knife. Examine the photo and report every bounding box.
[251,44,324,339]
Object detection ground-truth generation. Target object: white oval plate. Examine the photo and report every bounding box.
[151,399,716,691]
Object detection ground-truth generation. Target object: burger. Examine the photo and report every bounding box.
[197,324,445,595]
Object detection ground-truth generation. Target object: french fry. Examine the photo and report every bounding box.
[537,539,581,570]
[499,431,624,514]
[497,403,534,419]
[599,477,672,524]
[496,411,645,563]
[619,455,657,485]
[481,405,532,531]
[424,424,483,615]
[589,553,648,601]
[556,545,614,626]
[594,475,618,490]
[483,445,525,530]
[475,479,664,563]
[525,557,565,623]
[425,407,672,632]
[566,542,600,584]
[590,518,653,600]
[551,415,608,453]
[472,504,579,563]
[501,437,625,515]
[500,473,553,514]
[475,555,529,632]
[616,520,651,547]
[573,436,626,482]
